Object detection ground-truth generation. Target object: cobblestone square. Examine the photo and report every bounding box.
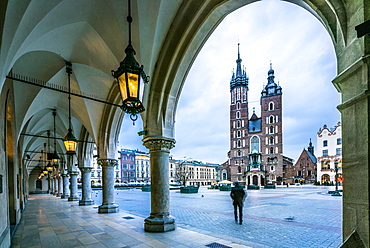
[93,185,342,248]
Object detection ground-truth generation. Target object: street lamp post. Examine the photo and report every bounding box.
[331,164,341,196]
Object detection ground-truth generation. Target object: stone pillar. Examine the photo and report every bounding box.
[61,173,70,199]
[57,175,62,197]
[143,137,176,232]
[334,56,370,246]
[68,171,79,201]
[49,176,54,194]
[53,175,57,195]
[98,158,119,213]
[79,167,94,206]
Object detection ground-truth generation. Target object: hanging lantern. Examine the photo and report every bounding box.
[111,0,148,122]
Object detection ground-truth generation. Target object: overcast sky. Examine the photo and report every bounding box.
[119,0,341,164]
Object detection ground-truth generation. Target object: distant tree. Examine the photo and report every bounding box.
[175,160,191,186]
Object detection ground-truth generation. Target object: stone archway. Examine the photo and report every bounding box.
[142,0,367,245]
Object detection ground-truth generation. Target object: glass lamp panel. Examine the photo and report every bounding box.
[64,140,77,152]
[118,74,128,101]
[127,72,139,98]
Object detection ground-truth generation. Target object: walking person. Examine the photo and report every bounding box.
[230,181,247,225]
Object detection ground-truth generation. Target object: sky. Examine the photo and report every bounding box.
[119,0,341,164]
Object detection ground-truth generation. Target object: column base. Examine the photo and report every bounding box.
[144,213,176,232]
[98,204,119,213]
[68,196,79,201]
[61,194,69,199]
[79,199,94,206]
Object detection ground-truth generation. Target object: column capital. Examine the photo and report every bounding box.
[79,167,93,173]
[69,171,79,176]
[97,158,118,167]
[142,137,176,152]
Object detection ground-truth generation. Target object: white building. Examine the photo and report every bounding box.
[316,122,342,185]
[135,151,150,183]
[169,157,219,186]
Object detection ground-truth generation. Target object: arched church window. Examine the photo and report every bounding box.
[236,111,240,119]
[270,137,274,145]
[237,130,241,138]
[270,126,274,133]
[270,116,274,123]
[251,136,260,152]
[270,147,274,154]
[237,150,241,156]
[237,102,241,110]
[237,120,241,128]
[238,166,241,173]
[237,140,241,147]
[269,102,274,111]
[237,88,240,100]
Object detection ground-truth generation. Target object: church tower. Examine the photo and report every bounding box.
[260,63,283,183]
[228,44,249,182]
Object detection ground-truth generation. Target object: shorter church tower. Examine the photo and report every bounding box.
[260,63,283,183]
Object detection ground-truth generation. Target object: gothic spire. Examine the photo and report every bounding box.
[235,43,243,77]
[230,43,248,91]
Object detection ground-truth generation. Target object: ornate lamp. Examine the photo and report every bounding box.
[46,161,53,172]
[63,61,77,155]
[112,0,149,122]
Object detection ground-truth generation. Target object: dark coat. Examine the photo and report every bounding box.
[230,186,247,207]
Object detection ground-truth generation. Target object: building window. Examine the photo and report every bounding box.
[270,126,274,134]
[237,140,241,147]
[270,116,274,124]
[237,130,241,138]
[271,166,274,171]
[323,140,328,146]
[337,138,342,145]
[270,147,274,154]
[91,172,95,177]
[237,102,240,110]
[269,137,274,145]
[238,166,241,173]
[236,111,240,119]
[269,102,274,111]
[323,150,328,156]
[251,136,260,152]
[97,172,101,177]
[116,172,119,178]
[336,148,342,155]
[97,164,101,169]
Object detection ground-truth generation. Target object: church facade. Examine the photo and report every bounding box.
[222,45,285,186]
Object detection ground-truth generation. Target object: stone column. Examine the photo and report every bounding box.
[334,56,370,246]
[53,175,58,195]
[98,158,119,213]
[61,173,70,199]
[79,167,94,206]
[68,171,79,201]
[143,137,176,232]
[57,175,62,197]
[49,176,54,194]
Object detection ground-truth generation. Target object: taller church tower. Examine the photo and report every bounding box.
[228,44,249,182]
